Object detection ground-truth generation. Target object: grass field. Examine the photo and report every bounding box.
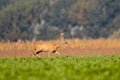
[0,55,120,80]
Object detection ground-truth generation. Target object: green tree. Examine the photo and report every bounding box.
[0,0,120,41]
[0,0,10,9]
[68,0,120,38]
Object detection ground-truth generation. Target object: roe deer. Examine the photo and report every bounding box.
[32,33,67,56]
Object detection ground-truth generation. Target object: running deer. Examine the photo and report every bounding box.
[32,33,67,56]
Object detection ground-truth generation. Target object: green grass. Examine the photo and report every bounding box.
[0,55,120,80]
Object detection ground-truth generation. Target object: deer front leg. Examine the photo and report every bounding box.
[54,51,60,55]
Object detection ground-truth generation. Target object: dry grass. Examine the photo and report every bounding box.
[66,38,120,49]
[0,39,120,51]
[0,40,33,51]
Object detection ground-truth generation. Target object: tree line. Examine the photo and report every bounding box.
[0,0,120,41]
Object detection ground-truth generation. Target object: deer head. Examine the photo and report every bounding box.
[59,33,67,44]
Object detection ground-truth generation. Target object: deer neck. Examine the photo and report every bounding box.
[56,40,63,50]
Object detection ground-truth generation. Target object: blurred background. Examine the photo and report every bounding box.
[0,0,120,41]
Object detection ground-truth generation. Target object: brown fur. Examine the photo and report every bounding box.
[32,33,67,56]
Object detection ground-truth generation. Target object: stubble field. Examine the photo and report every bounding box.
[0,39,120,57]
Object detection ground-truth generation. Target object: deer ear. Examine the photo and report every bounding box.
[61,33,64,36]
[60,33,64,40]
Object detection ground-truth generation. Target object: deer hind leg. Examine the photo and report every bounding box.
[31,50,36,57]
[35,51,41,57]
[31,49,42,57]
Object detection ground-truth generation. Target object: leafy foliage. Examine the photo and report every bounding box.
[0,0,120,41]
[0,55,120,80]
